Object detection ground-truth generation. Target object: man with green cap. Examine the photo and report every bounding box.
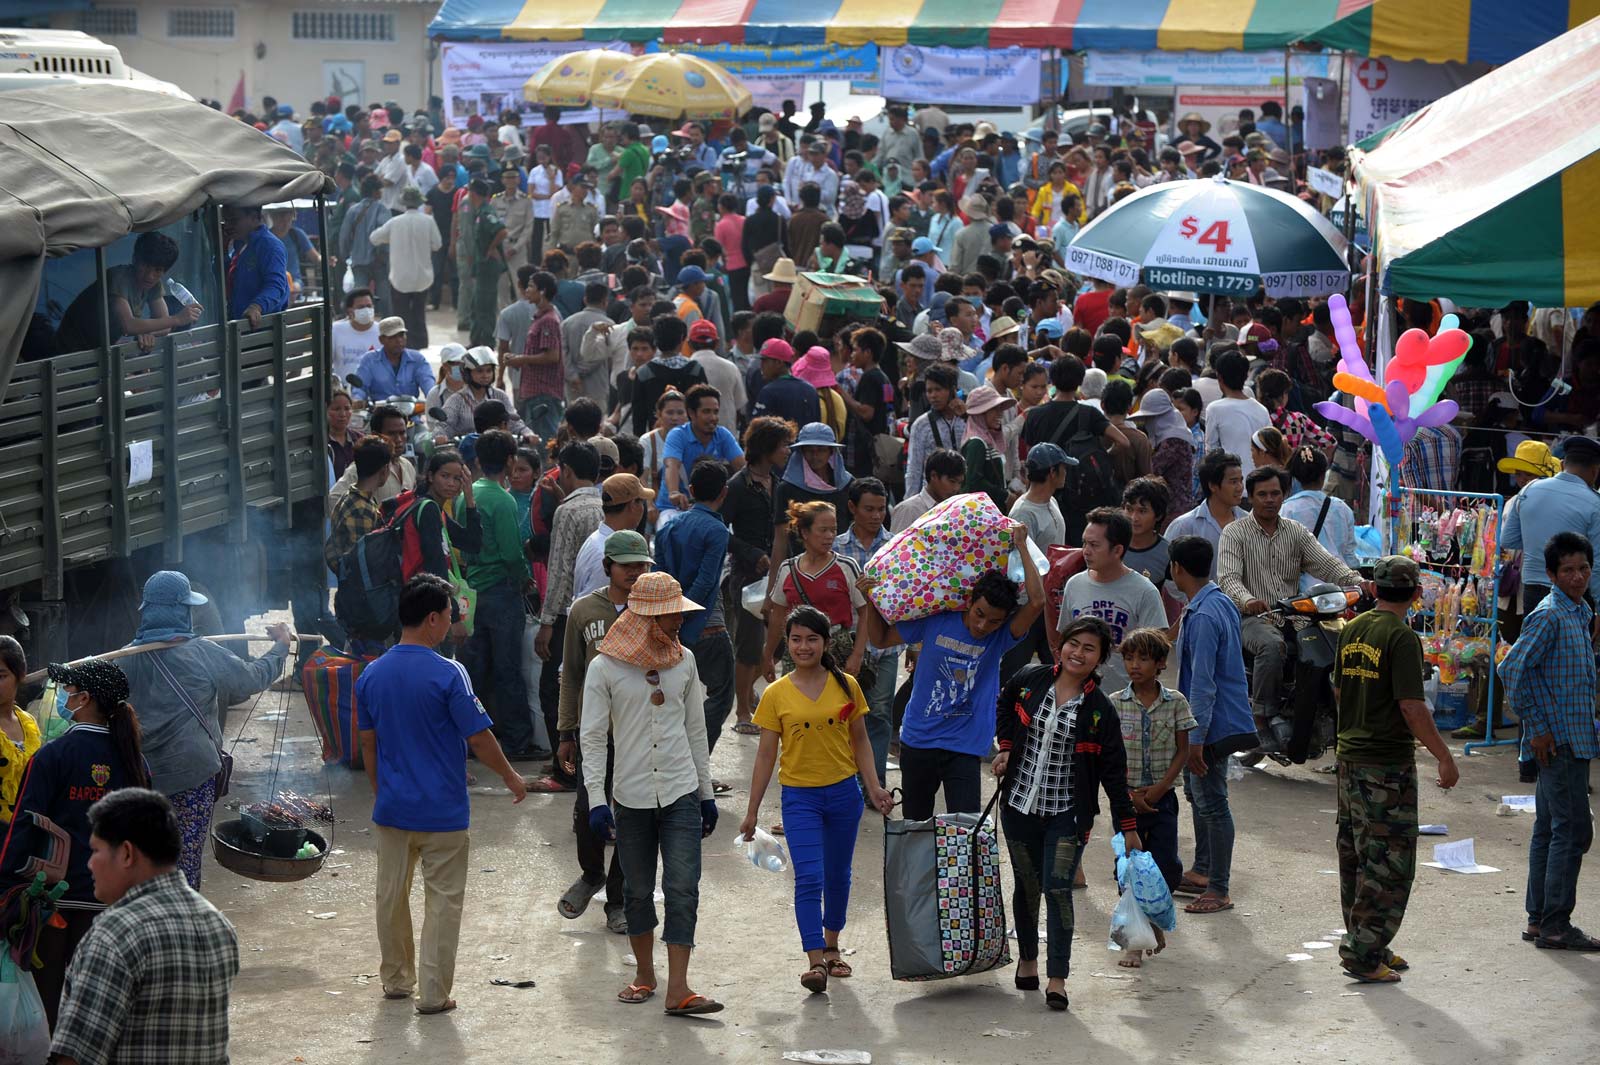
[553,527,653,933]
[1332,555,1459,984]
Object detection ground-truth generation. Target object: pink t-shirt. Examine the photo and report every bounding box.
[715,214,747,271]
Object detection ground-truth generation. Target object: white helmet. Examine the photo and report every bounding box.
[437,342,468,365]
[463,345,498,369]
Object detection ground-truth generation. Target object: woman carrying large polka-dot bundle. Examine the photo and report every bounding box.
[739,605,895,996]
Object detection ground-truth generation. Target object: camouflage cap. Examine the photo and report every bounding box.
[1372,555,1420,590]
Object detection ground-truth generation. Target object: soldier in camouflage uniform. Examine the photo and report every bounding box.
[1332,555,1459,983]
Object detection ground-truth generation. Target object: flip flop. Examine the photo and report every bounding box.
[1342,963,1401,984]
[732,721,762,735]
[557,878,602,920]
[664,992,724,1016]
[1173,878,1209,896]
[1385,953,1410,972]
[525,776,575,793]
[712,780,733,795]
[1184,896,1234,915]
[822,952,853,978]
[617,983,656,1004]
[490,978,537,988]
[1521,929,1539,943]
[800,963,829,994]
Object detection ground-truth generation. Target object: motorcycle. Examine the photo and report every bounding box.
[1240,582,1364,767]
[344,372,439,459]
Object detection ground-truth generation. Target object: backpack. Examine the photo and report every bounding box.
[1049,404,1123,515]
[333,496,424,637]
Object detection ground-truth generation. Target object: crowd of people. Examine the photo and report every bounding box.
[4,86,1600,1060]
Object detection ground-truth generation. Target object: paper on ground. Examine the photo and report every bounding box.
[1501,795,1536,811]
[1419,824,1447,835]
[1422,837,1500,874]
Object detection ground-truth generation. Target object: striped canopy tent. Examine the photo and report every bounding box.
[1351,16,1600,306]
[1304,0,1600,64]
[429,0,1364,47]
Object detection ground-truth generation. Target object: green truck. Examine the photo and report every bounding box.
[0,83,334,664]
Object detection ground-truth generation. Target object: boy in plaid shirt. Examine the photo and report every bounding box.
[1109,628,1195,901]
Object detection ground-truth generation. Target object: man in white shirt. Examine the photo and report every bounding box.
[330,289,380,385]
[783,139,839,216]
[685,319,747,417]
[402,144,438,196]
[878,105,924,176]
[369,187,442,348]
[375,130,409,212]
[1203,350,1272,473]
[581,572,722,1017]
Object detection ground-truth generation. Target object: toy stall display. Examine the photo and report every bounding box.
[1395,488,1509,748]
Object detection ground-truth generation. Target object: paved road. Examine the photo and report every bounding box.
[214,661,1595,1065]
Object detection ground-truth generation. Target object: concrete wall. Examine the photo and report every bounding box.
[51,1,434,111]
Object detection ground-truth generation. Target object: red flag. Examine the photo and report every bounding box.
[227,71,245,114]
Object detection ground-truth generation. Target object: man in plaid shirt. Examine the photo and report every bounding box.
[507,269,566,444]
[324,436,392,572]
[1499,531,1600,951]
[51,789,239,1065]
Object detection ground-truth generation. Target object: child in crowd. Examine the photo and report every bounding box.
[1108,627,1195,967]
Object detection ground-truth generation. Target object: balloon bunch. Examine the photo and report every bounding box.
[1313,294,1471,465]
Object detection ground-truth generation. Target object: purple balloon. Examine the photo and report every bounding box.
[1315,401,1378,441]
[1384,379,1411,419]
[1412,401,1460,428]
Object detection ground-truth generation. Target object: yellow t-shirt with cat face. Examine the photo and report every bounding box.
[753,671,869,788]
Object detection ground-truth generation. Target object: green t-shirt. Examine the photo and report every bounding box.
[617,141,651,193]
[1334,609,1425,764]
[465,479,531,593]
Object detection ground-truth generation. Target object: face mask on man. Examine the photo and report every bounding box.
[353,307,376,326]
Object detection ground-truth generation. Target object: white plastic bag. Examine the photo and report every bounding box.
[341,262,355,294]
[737,826,789,872]
[0,953,51,1065]
[1107,887,1158,953]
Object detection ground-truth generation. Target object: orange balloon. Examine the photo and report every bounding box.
[1333,371,1390,410]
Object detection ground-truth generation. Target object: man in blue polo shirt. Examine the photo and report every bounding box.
[357,574,527,1016]
[222,204,290,329]
[1501,435,1600,609]
[355,317,437,405]
[657,382,744,528]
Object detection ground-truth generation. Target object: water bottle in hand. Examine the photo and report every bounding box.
[742,827,788,872]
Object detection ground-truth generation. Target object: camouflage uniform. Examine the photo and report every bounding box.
[1336,760,1418,972]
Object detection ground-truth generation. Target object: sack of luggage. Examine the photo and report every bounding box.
[882,790,1011,981]
[301,646,380,768]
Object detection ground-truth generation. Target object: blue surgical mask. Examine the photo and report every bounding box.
[55,686,76,721]
[449,365,463,381]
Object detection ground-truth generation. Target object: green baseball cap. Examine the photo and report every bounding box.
[603,530,651,565]
[1372,555,1420,590]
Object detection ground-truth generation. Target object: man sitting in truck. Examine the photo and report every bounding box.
[222,203,290,330]
[55,232,202,355]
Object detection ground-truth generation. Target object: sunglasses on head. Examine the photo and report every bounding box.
[645,669,664,706]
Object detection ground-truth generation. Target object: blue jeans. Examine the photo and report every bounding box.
[781,778,865,952]
[861,650,899,785]
[614,792,702,946]
[1136,789,1183,892]
[1184,755,1235,897]
[693,630,735,755]
[1526,748,1594,934]
[1000,805,1083,979]
[460,580,533,754]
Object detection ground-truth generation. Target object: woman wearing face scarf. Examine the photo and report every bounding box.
[960,384,1017,509]
[0,658,150,1027]
[580,573,724,1016]
[1127,388,1198,526]
[116,571,292,889]
[772,422,854,567]
[836,180,878,265]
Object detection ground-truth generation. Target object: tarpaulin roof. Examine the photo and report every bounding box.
[1305,0,1600,65]
[429,0,1368,50]
[1352,16,1600,306]
[0,82,332,401]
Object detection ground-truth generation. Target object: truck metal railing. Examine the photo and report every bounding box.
[0,302,328,601]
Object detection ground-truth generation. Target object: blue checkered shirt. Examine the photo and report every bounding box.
[836,525,895,660]
[1498,589,1598,759]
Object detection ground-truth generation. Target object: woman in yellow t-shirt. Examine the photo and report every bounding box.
[0,636,42,825]
[740,605,894,995]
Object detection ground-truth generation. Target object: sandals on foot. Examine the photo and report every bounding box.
[1536,927,1600,951]
[1385,952,1410,972]
[732,721,761,735]
[416,998,458,1014]
[557,877,603,920]
[617,982,656,1004]
[822,951,852,978]
[1184,895,1234,914]
[800,962,829,993]
[664,993,724,1015]
[1173,877,1209,896]
[1341,962,1402,984]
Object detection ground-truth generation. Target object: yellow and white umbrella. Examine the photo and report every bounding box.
[522,48,632,109]
[590,52,752,121]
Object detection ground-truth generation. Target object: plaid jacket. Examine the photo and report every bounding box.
[324,485,382,572]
